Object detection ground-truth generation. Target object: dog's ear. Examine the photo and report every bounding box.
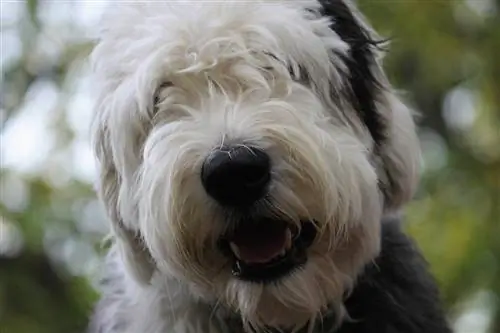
[92,94,156,285]
[320,0,421,211]
[93,124,156,284]
[374,93,420,212]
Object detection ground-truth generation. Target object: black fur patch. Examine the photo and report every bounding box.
[318,0,387,144]
[336,217,452,333]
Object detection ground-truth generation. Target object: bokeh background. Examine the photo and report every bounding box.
[1,1,499,332]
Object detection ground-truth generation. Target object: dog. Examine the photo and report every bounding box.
[88,1,452,332]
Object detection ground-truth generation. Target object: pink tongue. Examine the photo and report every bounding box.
[232,222,287,264]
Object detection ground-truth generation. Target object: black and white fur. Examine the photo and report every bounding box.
[88,1,452,332]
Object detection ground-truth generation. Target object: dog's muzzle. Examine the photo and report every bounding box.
[201,146,317,283]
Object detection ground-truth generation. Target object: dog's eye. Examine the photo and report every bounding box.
[153,81,173,106]
[288,64,310,84]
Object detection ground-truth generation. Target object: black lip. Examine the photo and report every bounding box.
[218,220,317,283]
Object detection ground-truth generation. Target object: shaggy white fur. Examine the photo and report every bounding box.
[89,1,420,332]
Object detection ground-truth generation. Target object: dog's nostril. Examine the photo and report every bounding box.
[201,146,271,207]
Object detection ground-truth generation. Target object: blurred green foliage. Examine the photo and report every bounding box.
[1,1,499,333]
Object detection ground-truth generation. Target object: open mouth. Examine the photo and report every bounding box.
[218,218,317,283]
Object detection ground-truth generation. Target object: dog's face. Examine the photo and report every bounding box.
[91,0,420,330]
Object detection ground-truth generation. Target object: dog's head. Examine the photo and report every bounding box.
[91,0,420,330]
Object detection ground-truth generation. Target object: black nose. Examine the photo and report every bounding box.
[201,146,271,207]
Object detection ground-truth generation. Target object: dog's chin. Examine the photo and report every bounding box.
[218,218,318,284]
[214,216,357,331]
[223,255,341,332]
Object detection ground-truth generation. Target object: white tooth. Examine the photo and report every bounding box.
[229,242,241,259]
[284,229,292,251]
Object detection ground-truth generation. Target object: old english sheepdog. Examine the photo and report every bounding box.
[88,1,452,332]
